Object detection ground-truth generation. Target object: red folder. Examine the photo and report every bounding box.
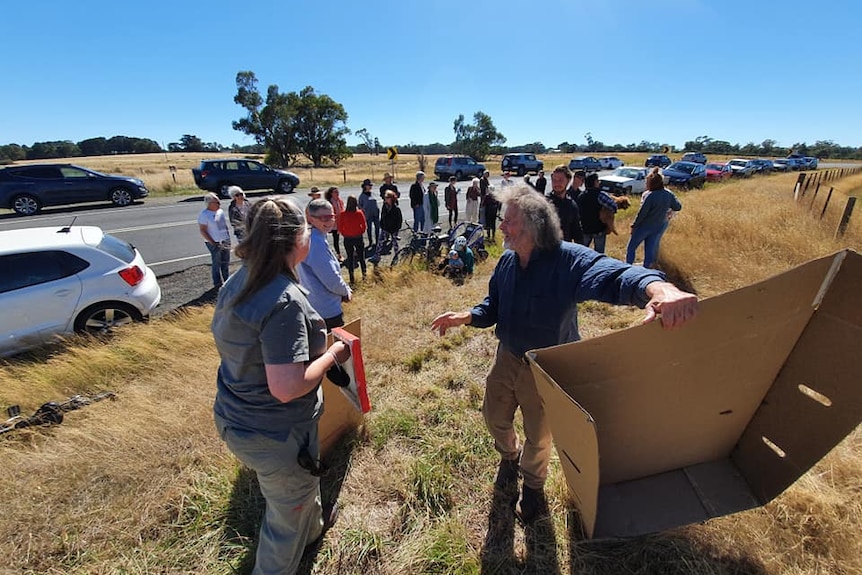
[331,327,371,413]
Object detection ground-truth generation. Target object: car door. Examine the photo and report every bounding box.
[16,166,65,207]
[0,250,86,356]
[59,165,104,203]
[243,161,271,191]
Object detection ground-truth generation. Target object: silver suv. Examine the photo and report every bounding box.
[500,153,543,176]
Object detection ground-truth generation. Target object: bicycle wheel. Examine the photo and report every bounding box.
[393,247,414,266]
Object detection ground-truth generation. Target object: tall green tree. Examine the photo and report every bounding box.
[233,71,351,167]
[452,111,506,161]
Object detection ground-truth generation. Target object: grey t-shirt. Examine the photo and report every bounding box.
[212,266,327,439]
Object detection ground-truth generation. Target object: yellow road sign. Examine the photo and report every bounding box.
[387,147,398,161]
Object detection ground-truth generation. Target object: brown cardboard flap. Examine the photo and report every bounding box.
[734,251,862,502]
[528,358,601,537]
[528,250,862,538]
[530,251,834,484]
[319,319,364,456]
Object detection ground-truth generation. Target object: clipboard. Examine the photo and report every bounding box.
[330,327,371,414]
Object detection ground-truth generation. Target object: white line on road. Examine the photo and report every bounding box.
[149,254,209,267]
[107,220,194,233]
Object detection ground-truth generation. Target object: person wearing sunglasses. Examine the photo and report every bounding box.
[298,199,352,330]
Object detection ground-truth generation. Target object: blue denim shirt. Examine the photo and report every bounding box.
[297,228,351,320]
[470,242,665,357]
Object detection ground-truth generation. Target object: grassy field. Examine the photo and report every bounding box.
[10,151,817,199]
[1,170,861,574]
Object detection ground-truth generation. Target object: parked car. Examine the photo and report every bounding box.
[749,159,775,174]
[802,157,819,170]
[599,167,649,195]
[644,154,672,168]
[568,156,602,173]
[598,156,625,170]
[680,152,708,164]
[786,154,810,170]
[0,164,148,216]
[192,159,300,198]
[434,155,486,181]
[500,153,543,176]
[772,159,792,172]
[0,225,161,357]
[662,161,707,189]
[727,159,757,177]
[705,162,733,182]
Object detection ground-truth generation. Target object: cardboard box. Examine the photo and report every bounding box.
[526,250,862,538]
[319,319,366,456]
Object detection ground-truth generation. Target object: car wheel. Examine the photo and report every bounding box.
[277,179,295,194]
[516,166,525,177]
[624,187,633,195]
[455,170,463,181]
[110,187,133,207]
[11,194,40,216]
[218,183,234,199]
[73,302,142,335]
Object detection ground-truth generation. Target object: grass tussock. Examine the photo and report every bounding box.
[1,171,861,573]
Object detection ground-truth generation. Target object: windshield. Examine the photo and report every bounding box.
[668,163,696,174]
[613,168,641,178]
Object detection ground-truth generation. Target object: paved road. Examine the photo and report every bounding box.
[0,175,555,276]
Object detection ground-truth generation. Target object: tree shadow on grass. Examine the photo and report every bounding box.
[565,508,768,575]
[223,429,359,575]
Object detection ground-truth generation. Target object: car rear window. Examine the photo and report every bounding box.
[96,233,137,263]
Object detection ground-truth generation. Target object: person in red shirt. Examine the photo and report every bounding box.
[338,195,368,284]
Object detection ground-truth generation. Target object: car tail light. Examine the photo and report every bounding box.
[201,170,209,178]
[118,265,145,286]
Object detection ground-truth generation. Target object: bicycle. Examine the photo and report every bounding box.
[393,224,448,267]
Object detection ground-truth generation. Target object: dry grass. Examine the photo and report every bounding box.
[1,171,861,574]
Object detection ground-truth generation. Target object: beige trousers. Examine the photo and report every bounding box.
[482,345,553,489]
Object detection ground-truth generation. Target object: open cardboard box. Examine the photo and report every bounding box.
[526,250,862,538]
[319,319,366,456]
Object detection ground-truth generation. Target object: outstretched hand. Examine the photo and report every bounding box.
[431,311,471,336]
[642,281,698,329]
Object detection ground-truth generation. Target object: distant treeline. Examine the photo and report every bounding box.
[3,135,861,165]
[0,134,264,163]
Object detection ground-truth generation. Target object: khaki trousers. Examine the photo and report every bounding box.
[482,345,552,489]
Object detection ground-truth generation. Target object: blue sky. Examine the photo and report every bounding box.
[2,0,860,151]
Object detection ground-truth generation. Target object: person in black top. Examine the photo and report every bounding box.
[534,170,547,193]
[379,172,400,199]
[369,190,403,265]
[547,165,584,244]
[576,173,617,253]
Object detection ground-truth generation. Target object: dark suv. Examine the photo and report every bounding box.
[192,159,300,198]
[644,154,672,168]
[680,152,707,164]
[0,164,149,216]
[433,156,485,181]
[500,153,543,176]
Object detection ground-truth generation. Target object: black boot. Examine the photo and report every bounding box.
[515,485,546,525]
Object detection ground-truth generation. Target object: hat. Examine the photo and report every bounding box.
[416,171,425,179]
[428,181,438,188]
[383,172,392,179]
[573,170,587,179]
[230,188,245,198]
[362,178,373,187]
[307,186,321,197]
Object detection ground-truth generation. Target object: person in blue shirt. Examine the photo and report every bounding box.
[298,199,352,330]
[431,184,697,524]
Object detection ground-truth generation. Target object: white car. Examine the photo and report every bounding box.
[599,167,649,195]
[599,156,625,170]
[0,226,161,357]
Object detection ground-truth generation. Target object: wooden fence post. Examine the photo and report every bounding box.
[808,182,822,212]
[820,188,834,219]
[835,197,857,238]
[793,172,805,201]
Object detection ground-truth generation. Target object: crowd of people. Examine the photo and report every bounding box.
[199,167,696,574]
